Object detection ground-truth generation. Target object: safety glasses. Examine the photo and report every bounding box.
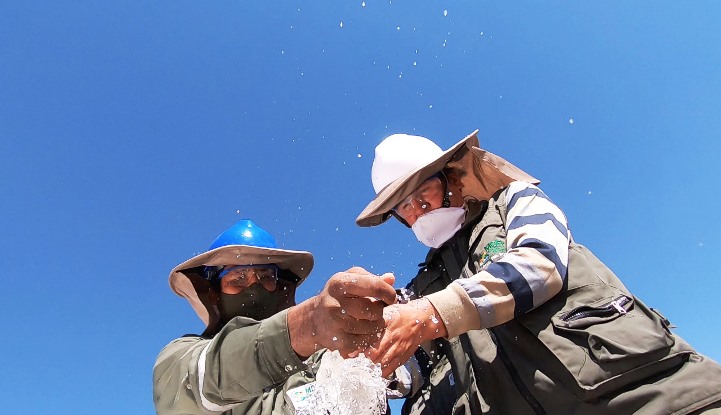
[393,175,445,222]
[218,264,279,293]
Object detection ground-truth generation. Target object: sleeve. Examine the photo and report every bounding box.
[153,309,307,414]
[426,182,570,338]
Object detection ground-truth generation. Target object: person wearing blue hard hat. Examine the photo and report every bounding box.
[153,219,398,415]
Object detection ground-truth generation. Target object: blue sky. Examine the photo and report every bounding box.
[1,2,719,414]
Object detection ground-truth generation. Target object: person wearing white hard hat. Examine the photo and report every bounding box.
[153,219,397,415]
[356,131,721,414]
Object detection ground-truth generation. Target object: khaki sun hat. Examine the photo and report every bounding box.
[356,131,476,227]
[356,130,539,227]
[168,219,314,327]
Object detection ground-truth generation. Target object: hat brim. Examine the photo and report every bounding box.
[169,244,314,296]
[168,244,312,330]
[356,130,479,227]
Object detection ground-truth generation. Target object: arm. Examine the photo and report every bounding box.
[153,310,304,414]
[367,182,570,376]
[427,181,570,337]
[154,269,397,414]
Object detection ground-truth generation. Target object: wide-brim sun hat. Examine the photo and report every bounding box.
[168,220,314,327]
[356,129,540,227]
[356,131,478,227]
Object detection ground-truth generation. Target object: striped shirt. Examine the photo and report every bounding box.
[425,181,571,337]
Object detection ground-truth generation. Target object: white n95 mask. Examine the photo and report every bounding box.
[411,207,466,248]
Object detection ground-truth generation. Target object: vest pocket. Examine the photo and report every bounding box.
[530,286,691,399]
[552,294,673,363]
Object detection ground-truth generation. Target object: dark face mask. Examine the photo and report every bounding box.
[218,284,282,321]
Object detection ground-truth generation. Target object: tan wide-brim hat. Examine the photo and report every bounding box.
[168,245,314,327]
[356,129,539,227]
[356,131,477,227]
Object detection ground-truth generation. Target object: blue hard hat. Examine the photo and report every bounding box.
[208,219,278,250]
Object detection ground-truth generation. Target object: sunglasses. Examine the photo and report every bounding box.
[217,264,280,293]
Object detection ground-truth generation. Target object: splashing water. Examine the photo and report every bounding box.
[396,287,414,303]
[289,351,389,415]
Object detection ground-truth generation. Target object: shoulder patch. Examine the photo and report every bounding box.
[478,240,507,269]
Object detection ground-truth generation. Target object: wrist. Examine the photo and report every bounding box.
[287,298,319,359]
[412,297,448,341]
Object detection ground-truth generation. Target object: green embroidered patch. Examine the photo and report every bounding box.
[479,240,507,268]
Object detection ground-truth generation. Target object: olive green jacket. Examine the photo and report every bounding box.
[153,309,323,415]
[403,188,721,415]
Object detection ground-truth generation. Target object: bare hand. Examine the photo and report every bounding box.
[364,298,447,378]
[288,267,397,358]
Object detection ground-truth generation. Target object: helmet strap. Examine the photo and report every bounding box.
[439,171,452,208]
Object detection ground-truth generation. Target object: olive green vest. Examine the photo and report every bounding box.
[403,190,721,415]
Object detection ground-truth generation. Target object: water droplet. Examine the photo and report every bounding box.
[341,309,346,314]
[332,336,338,341]
[339,21,344,28]
[443,9,448,16]
[569,118,574,124]
[361,1,366,7]
[285,365,294,372]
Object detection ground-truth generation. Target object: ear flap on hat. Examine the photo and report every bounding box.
[447,145,540,203]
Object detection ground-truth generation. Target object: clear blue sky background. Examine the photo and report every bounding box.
[1,2,719,414]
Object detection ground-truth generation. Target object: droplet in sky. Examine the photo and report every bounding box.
[444,9,448,17]
[569,118,575,124]
[340,21,344,28]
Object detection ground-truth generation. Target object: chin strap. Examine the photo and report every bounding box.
[440,171,452,208]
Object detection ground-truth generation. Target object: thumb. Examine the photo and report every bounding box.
[380,272,395,286]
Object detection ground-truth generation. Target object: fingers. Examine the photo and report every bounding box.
[365,333,412,378]
[337,296,387,322]
[298,268,402,357]
[329,271,397,306]
[380,272,395,286]
[363,301,442,377]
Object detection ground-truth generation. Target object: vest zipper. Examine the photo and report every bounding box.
[489,329,547,415]
[561,295,631,322]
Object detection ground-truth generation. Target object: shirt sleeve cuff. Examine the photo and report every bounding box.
[425,283,482,339]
